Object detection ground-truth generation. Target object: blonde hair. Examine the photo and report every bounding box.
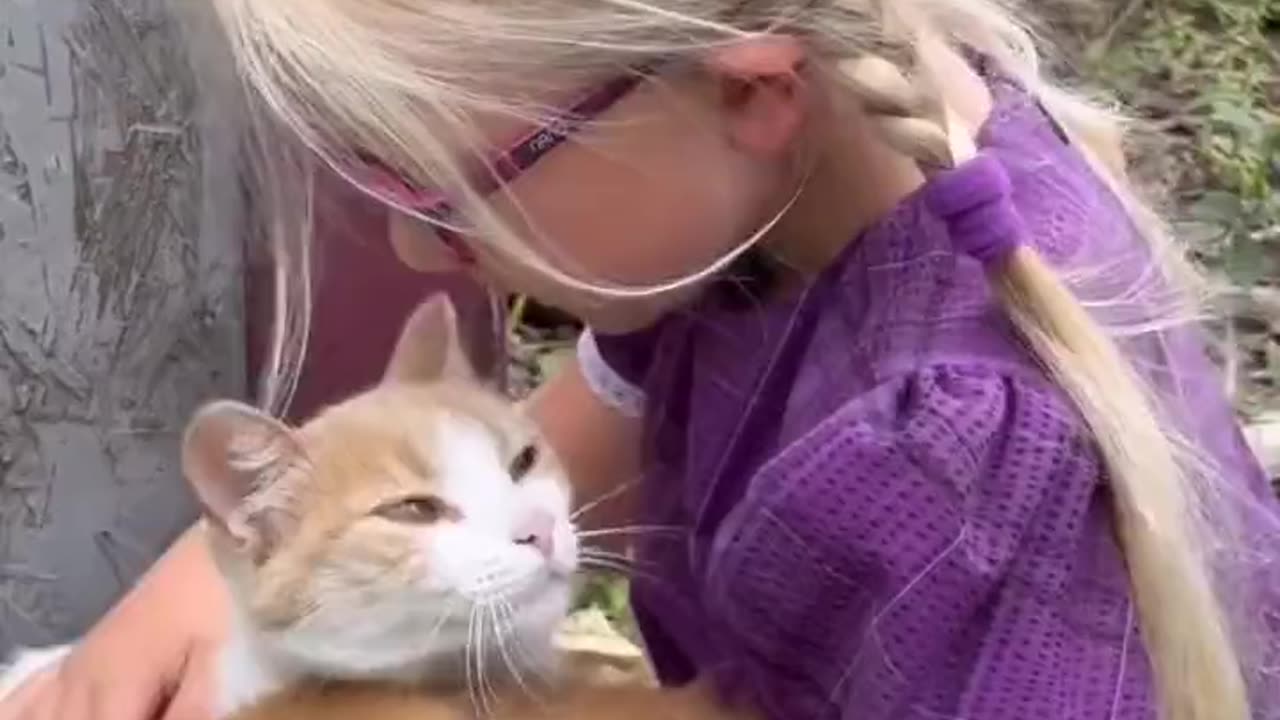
[204,0,1268,716]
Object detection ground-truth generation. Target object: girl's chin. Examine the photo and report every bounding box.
[569,293,691,334]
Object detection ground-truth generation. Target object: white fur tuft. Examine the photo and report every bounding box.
[0,645,72,700]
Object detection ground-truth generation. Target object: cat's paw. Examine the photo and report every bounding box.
[0,645,72,700]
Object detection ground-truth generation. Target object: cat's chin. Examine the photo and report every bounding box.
[367,580,571,690]
[251,574,573,688]
[548,554,578,580]
[518,572,575,639]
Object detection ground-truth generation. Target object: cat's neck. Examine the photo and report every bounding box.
[213,583,462,716]
[216,604,296,718]
[208,533,307,717]
[212,573,549,717]
[214,600,547,717]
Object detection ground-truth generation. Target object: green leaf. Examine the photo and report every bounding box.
[1224,234,1270,285]
[1176,220,1229,246]
[1210,101,1258,132]
[1191,191,1246,224]
[605,577,629,614]
[535,347,574,381]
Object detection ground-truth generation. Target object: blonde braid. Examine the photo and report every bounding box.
[838,51,1248,720]
[838,56,953,167]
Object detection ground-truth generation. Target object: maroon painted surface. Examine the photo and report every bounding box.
[246,170,501,424]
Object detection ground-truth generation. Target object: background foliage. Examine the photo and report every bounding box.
[1066,0,1280,414]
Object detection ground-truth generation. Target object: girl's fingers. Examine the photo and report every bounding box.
[0,665,54,720]
[89,673,170,720]
[159,649,215,720]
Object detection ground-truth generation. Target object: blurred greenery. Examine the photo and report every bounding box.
[574,573,635,632]
[1081,0,1279,286]
[1075,0,1279,419]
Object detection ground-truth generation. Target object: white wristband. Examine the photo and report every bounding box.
[576,328,645,419]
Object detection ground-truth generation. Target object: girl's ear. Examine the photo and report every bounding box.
[183,400,303,560]
[703,35,809,158]
[383,294,476,384]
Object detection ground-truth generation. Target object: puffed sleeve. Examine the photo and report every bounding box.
[703,364,1150,719]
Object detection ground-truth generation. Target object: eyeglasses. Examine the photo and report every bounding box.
[344,65,659,264]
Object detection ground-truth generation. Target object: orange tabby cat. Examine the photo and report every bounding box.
[182,295,756,720]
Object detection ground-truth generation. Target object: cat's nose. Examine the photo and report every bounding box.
[513,509,556,559]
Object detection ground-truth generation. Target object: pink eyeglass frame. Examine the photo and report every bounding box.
[347,65,659,264]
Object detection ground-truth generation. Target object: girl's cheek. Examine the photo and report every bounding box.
[388,213,469,273]
[477,251,677,333]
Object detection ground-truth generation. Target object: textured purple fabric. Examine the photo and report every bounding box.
[591,68,1279,719]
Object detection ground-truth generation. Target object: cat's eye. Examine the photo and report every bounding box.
[375,496,449,524]
[508,444,539,481]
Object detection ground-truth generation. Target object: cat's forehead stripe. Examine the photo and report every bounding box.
[430,412,516,532]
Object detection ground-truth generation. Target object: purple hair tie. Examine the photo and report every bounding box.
[924,153,1027,264]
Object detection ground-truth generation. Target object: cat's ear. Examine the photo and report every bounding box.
[383,294,476,384]
[182,400,303,560]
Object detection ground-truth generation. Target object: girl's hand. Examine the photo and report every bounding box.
[0,525,227,720]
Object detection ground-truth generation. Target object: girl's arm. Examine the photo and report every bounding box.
[0,524,229,720]
[526,356,645,535]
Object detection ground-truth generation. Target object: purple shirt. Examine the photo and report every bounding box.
[588,68,1278,719]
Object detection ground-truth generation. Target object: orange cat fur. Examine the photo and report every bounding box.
[183,295,757,720]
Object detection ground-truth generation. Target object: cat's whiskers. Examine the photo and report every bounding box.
[487,598,543,706]
[465,604,481,717]
[570,479,639,522]
[575,524,684,540]
[467,602,500,718]
[478,602,501,712]
[578,555,636,576]
[421,596,459,650]
[496,596,551,684]
[579,547,644,569]
[578,547,670,588]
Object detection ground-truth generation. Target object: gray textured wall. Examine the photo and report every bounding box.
[0,0,244,649]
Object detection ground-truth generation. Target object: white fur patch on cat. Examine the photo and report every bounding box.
[0,645,71,700]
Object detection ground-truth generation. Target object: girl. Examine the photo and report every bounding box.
[6,0,1279,719]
